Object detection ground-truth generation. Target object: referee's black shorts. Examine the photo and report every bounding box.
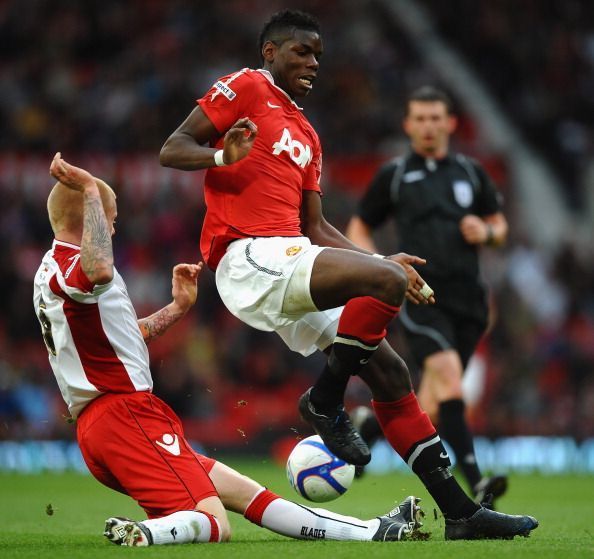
[398,300,487,370]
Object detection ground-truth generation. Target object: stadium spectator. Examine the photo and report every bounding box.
[420,0,594,209]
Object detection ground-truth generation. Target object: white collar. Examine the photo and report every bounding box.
[53,239,81,250]
[256,69,303,111]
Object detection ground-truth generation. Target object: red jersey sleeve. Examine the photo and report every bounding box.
[58,253,114,301]
[54,253,95,294]
[64,260,95,293]
[197,69,256,135]
[58,260,115,303]
[303,137,323,193]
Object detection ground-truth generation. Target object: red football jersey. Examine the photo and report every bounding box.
[197,68,323,269]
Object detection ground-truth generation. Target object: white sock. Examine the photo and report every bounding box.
[258,498,380,540]
[141,510,221,544]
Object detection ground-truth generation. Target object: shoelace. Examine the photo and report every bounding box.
[481,493,495,509]
[333,415,363,443]
[333,411,346,426]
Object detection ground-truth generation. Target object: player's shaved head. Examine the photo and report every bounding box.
[47,178,116,236]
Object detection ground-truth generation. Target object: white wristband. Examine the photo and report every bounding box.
[372,253,385,259]
[213,150,226,167]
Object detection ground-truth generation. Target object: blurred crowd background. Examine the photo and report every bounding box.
[1,0,593,455]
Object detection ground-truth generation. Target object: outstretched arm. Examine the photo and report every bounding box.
[49,152,114,285]
[301,190,371,251]
[302,191,434,305]
[345,216,378,253]
[138,263,203,344]
[160,106,258,170]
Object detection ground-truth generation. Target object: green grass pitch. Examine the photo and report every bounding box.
[1,458,592,559]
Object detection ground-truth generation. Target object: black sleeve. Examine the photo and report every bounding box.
[356,161,398,228]
[472,160,503,216]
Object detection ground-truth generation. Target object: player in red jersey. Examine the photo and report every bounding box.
[36,153,425,546]
[160,10,538,540]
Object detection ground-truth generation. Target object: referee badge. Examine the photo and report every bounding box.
[286,245,303,257]
[453,180,473,208]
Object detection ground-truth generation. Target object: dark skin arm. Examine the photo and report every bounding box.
[160,105,433,306]
[300,190,364,251]
[160,106,258,170]
[301,190,434,305]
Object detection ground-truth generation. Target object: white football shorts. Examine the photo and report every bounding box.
[215,236,342,356]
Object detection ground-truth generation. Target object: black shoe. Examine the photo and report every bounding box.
[445,507,538,540]
[350,406,383,477]
[473,475,508,508]
[372,496,424,541]
[298,388,371,466]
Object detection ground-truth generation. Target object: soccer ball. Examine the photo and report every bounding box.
[286,435,355,502]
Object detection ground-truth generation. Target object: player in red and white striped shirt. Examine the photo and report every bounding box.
[34,153,424,546]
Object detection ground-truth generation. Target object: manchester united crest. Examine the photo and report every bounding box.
[286,245,303,257]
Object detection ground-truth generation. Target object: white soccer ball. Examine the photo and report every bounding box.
[286,435,355,502]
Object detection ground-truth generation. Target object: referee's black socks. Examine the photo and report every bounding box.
[438,398,482,490]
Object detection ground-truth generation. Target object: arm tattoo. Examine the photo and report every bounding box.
[138,305,184,344]
[81,190,113,278]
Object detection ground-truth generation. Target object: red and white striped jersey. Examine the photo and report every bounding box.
[33,240,152,418]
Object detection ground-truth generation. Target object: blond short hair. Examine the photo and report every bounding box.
[47,178,116,235]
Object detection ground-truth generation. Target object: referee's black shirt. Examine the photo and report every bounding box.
[357,152,502,280]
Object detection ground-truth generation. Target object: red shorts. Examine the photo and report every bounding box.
[77,391,218,518]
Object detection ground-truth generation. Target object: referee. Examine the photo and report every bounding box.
[347,86,508,506]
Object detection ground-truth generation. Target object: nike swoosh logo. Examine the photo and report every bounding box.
[155,434,180,456]
[267,101,281,109]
